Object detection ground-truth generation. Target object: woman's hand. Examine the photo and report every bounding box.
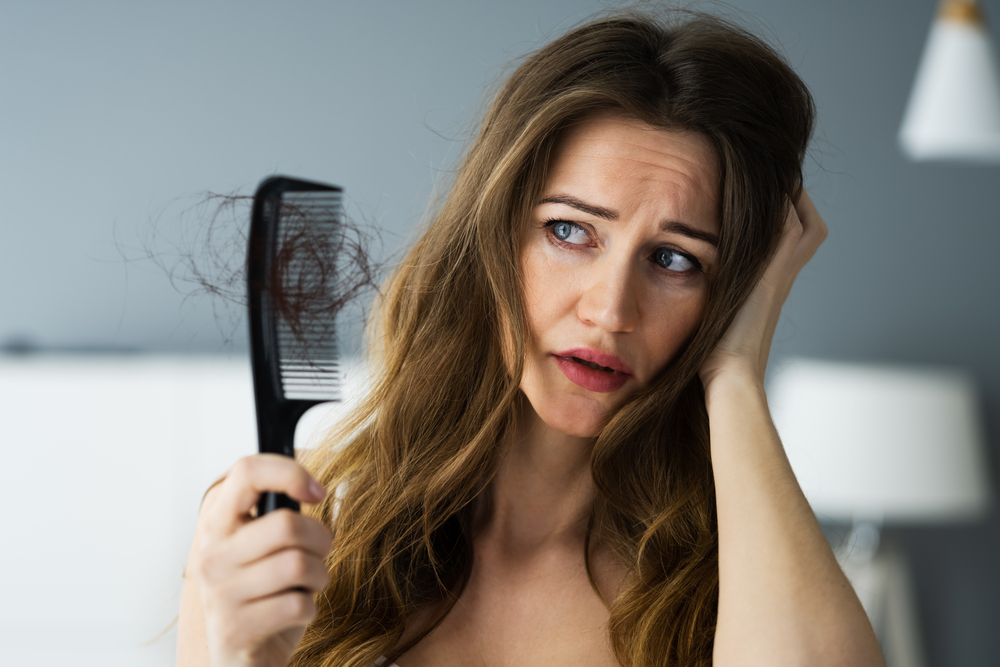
[699,190,827,392]
[703,193,882,666]
[183,454,333,667]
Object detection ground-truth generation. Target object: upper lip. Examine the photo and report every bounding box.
[554,347,633,375]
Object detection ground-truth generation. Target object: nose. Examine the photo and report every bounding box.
[576,258,640,333]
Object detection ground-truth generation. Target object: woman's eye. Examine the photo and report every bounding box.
[653,248,699,273]
[549,221,590,245]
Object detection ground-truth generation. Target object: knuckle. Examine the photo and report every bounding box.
[282,592,316,623]
[229,456,256,483]
[275,510,303,543]
[194,548,222,582]
[201,481,226,512]
[284,551,312,580]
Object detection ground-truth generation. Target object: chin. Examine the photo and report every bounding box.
[529,395,616,439]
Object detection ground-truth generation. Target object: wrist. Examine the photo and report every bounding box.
[701,365,766,411]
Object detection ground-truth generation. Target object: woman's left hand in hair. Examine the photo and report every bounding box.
[699,190,827,392]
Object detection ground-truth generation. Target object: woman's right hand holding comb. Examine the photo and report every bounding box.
[177,454,333,667]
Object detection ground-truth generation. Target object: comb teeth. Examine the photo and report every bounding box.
[274,189,343,402]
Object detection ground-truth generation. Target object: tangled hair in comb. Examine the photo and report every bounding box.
[138,191,383,350]
[258,193,381,358]
[125,6,819,666]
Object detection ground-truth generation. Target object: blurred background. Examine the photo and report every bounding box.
[1,1,997,665]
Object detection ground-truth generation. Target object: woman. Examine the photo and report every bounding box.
[178,9,884,667]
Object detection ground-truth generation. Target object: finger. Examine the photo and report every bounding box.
[226,547,331,603]
[208,590,315,654]
[755,201,803,296]
[227,509,334,566]
[791,190,827,263]
[767,194,826,297]
[196,511,332,588]
[794,190,824,235]
[748,203,806,369]
[206,455,327,538]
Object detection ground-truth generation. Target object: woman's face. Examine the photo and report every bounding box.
[518,114,720,438]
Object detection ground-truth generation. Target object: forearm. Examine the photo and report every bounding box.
[706,371,882,667]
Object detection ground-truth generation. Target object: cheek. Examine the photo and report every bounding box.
[517,242,556,377]
[520,243,572,339]
[643,295,707,376]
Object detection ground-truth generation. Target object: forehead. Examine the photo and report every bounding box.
[544,114,719,228]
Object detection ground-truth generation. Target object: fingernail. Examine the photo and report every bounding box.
[309,479,327,499]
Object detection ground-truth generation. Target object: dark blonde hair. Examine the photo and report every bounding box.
[293,9,814,667]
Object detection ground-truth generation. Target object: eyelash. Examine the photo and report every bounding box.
[542,218,704,274]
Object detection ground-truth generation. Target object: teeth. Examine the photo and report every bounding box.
[573,356,613,373]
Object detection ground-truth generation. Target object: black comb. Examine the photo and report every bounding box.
[247,175,342,516]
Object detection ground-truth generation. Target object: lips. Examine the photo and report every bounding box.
[552,347,632,393]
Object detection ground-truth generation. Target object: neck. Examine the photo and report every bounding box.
[478,395,598,555]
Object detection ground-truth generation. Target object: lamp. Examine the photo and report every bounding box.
[768,358,992,667]
[899,0,1000,162]
[769,358,991,523]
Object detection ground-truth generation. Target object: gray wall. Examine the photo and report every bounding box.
[2,1,997,664]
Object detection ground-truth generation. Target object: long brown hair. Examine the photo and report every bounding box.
[292,8,814,667]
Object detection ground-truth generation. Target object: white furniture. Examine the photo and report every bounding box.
[768,357,992,667]
[0,353,366,666]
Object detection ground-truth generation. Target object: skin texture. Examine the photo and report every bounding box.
[702,192,884,666]
[176,114,884,667]
[519,114,720,438]
[397,115,724,667]
[177,455,333,667]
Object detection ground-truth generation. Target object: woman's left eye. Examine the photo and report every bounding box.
[653,248,700,273]
[547,220,591,245]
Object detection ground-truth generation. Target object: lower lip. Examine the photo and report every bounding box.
[553,356,631,393]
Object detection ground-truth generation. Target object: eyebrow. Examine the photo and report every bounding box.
[538,194,719,247]
[539,194,617,221]
[661,222,719,248]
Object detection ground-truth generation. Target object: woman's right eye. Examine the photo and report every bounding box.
[547,220,591,245]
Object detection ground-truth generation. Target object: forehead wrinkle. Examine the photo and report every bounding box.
[567,159,715,225]
[620,138,717,196]
[546,117,720,231]
[558,140,716,203]
[544,169,715,232]
[623,157,714,203]
[554,153,711,200]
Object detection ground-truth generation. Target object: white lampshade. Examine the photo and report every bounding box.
[768,358,992,523]
[899,0,1000,162]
